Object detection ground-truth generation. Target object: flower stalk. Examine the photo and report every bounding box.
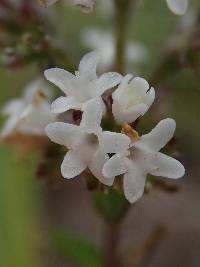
[114,0,135,73]
[105,223,120,267]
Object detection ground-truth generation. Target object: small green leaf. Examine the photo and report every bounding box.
[53,230,104,267]
[93,189,130,224]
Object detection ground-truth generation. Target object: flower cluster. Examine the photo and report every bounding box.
[44,51,185,203]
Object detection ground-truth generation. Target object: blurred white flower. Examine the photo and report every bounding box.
[81,28,148,71]
[166,0,188,15]
[1,79,56,138]
[46,98,130,184]
[44,51,122,115]
[103,119,185,203]
[112,75,155,124]
[40,0,94,12]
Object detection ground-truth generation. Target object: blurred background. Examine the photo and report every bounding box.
[0,0,200,266]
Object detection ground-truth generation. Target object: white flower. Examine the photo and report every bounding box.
[112,75,155,124]
[40,0,94,12]
[45,98,130,185]
[44,51,122,115]
[81,28,148,71]
[103,119,185,203]
[166,0,188,15]
[1,79,56,138]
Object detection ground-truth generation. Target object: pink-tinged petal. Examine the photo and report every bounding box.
[51,96,81,113]
[45,122,79,148]
[100,131,131,154]
[123,165,146,203]
[80,98,103,133]
[44,68,75,95]
[140,118,176,151]
[61,150,87,179]
[89,149,114,186]
[149,152,185,179]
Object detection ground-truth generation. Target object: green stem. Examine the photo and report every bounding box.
[114,0,136,73]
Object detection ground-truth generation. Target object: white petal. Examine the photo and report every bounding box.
[114,74,133,92]
[19,105,33,120]
[45,122,79,148]
[112,102,148,124]
[44,68,75,95]
[100,131,131,154]
[78,51,99,79]
[61,150,87,179]
[103,154,129,178]
[166,0,188,15]
[123,166,146,203]
[128,77,150,95]
[80,98,103,133]
[149,152,185,179]
[145,87,155,107]
[112,74,133,101]
[24,78,51,101]
[51,96,81,113]
[89,149,114,186]
[140,118,176,151]
[1,117,18,137]
[2,99,23,116]
[18,103,55,136]
[96,72,122,96]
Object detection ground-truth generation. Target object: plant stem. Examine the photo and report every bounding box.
[114,0,136,73]
[105,223,120,267]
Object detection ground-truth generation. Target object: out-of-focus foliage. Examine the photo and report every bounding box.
[53,230,104,267]
[0,145,40,267]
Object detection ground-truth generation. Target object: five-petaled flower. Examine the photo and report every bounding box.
[44,51,122,115]
[1,79,56,138]
[45,98,130,185]
[112,74,155,124]
[103,119,185,203]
